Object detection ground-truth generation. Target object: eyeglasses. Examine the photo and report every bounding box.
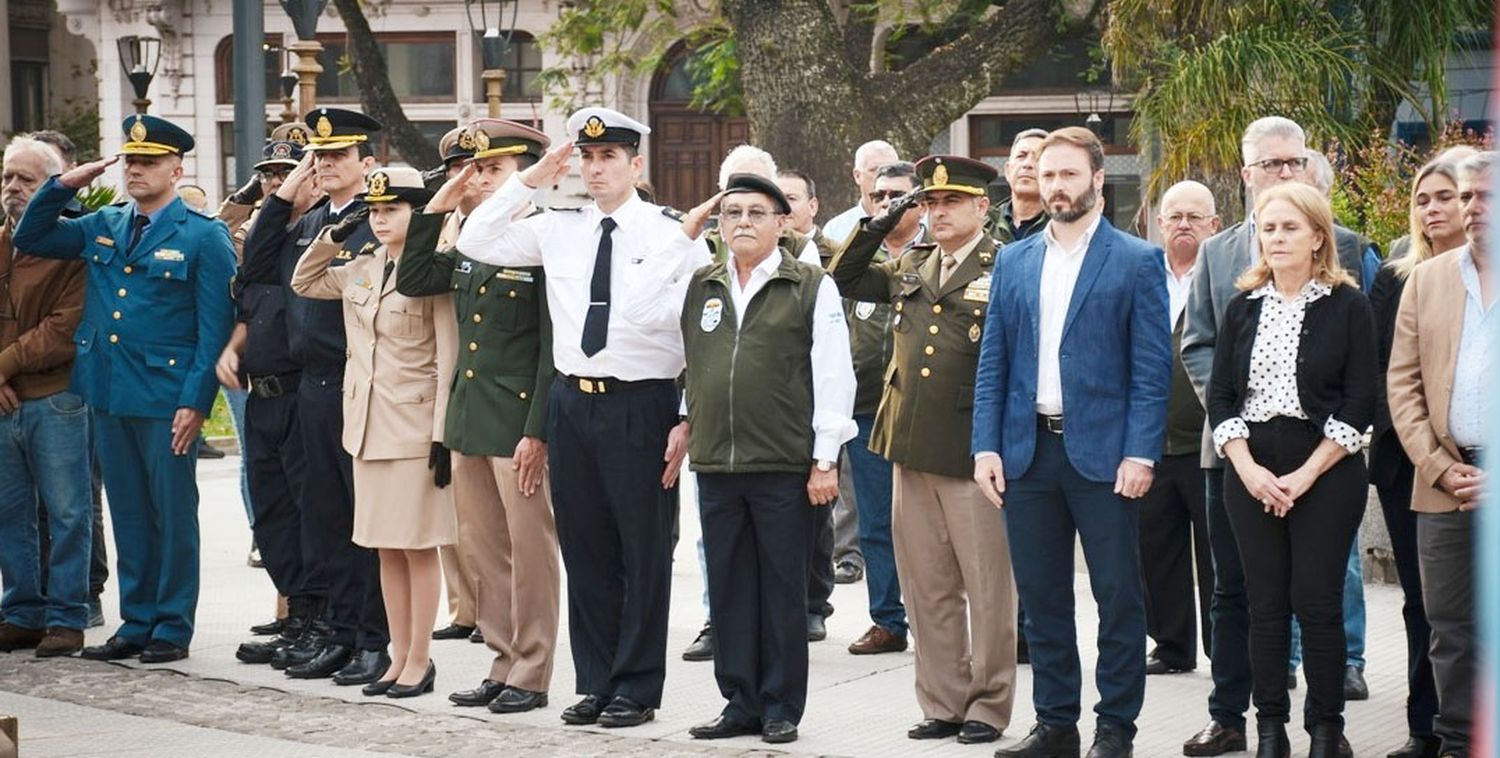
[868,190,908,202]
[1164,212,1212,226]
[720,207,778,224]
[1248,157,1308,173]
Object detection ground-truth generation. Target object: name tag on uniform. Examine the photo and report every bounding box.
[963,274,991,303]
[95,236,115,247]
[154,249,184,261]
[899,272,921,286]
[496,268,535,283]
[456,260,473,274]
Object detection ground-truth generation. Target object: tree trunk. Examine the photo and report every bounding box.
[331,0,441,169]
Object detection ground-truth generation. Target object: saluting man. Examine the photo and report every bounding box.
[456,107,705,729]
[830,155,1018,746]
[14,115,237,663]
[397,118,563,714]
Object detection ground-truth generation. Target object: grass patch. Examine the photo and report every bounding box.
[203,391,237,438]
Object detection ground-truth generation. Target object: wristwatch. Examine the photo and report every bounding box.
[815,460,834,472]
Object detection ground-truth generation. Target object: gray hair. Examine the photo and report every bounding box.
[1241,116,1306,165]
[853,140,898,171]
[1458,151,1497,182]
[1435,145,1479,166]
[3,136,64,177]
[1304,149,1335,196]
[718,144,778,191]
[1014,128,1050,144]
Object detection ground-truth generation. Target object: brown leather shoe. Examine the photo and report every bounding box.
[35,628,84,657]
[0,621,45,652]
[1182,720,1247,756]
[848,624,908,655]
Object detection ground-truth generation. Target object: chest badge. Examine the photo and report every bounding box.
[700,297,723,332]
[969,323,981,343]
[854,302,876,320]
[456,260,473,274]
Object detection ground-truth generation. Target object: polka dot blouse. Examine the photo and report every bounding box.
[1212,279,1365,456]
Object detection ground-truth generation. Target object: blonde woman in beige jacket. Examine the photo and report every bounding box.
[292,166,458,699]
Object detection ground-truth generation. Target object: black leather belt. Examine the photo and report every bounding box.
[248,372,301,399]
[1037,414,1064,435]
[557,373,673,395]
[1460,446,1484,466]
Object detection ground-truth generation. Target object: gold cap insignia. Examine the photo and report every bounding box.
[287,127,307,146]
[583,116,606,139]
[456,131,475,151]
[969,322,981,343]
[130,117,148,143]
[368,171,389,197]
[316,115,333,138]
[472,129,490,152]
[932,163,950,188]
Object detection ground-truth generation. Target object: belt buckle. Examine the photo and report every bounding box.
[1044,415,1063,434]
[252,375,283,399]
[579,377,604,394]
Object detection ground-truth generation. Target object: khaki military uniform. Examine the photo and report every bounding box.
[830,223,1017,729]
[394,209,560,692]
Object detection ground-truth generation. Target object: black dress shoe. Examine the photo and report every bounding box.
[561,694,608,725]
[806,614,827,642]
[271,621,330,670]
[1085,724,1132,758]
[80,636,145,661]
[762,719,798,744]
[387,661,437,699]
[489,686,548,713]
[995,722,1082,758]
[1145,655,1192,675]
[1387,736,1440,758]
[449,679,507,707]
[432,623,476,640]
[1256,720,1290,758]
[833,560,864,584]
[1183,720,1247,756]
[362,677,396,697]
[332,649,390,685]
[249,618,286,636]
[689,715,760,739]
[597,696,655,728]
[138,640,189,664]
[908,719,963,740]
[1307,724,1352,758]
[286,643,353,679]
[682,624,714,661]
[1343,665,1369,701]
[469,628,484,644]
[958,721,1002,744]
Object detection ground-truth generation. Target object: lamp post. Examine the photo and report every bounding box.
[1073,90,1116,141]
[465,0,517,118]
[280,0,329,113]
[117,35,161,114]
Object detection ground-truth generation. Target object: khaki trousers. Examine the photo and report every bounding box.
[892,463,1018,727]
[440,545,476,627]
[451,452,561,691]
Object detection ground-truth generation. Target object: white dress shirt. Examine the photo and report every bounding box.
[1165,255,1196,327]
[455,174,709,380]
[1035,213,1102,415]
[1448,245,1495,448]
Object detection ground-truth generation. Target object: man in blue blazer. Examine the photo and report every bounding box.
[973,127,1171,758]
[13,115,237,664]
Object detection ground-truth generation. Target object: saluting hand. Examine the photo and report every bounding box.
[327,206,370,244]
[974,455,1006,508]
[171,408,205,456]
[867,191,921,236]
[275,153,317,203]
[520,141,574,190]
[807,466,839,506]
[662,421,689,489]
[679,191,726,240]
[58,156,118,190]
[513,436,547,497]
[426,161,477,215]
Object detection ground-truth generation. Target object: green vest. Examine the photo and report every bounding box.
[395,211,553,457]
[681,251,824,474]
[1165,313,1207,456]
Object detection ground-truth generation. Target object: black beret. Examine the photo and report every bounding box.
[721,173,791,215]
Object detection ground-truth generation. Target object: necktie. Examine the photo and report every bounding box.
[127,215,149,255]
[580,217,617,357]
[939,253,958,286]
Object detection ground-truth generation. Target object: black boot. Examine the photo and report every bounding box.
[1255,721,1289,758]
[237,598,309,664]
[1308,723,1352,758]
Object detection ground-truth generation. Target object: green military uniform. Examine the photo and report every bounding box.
[843,231,931,417]
[984,199,1048,246]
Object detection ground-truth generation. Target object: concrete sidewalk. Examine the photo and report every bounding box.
[2,456,1414,756]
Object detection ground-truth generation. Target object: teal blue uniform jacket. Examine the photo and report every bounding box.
[14,177,237,418]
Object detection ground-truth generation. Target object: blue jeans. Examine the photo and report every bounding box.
[849,414,905,635]
[0,392,94,630]
[224,387,253,526]
[1288,542,1366,669]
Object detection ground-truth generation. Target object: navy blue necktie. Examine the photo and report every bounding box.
[581,217,616,357]
[127,215,149,255]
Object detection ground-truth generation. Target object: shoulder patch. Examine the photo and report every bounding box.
[660,206,685,222]
[547,206,583,213]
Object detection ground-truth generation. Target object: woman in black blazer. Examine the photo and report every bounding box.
[1207,183,1376,758]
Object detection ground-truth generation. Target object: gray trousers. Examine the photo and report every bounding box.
[833,457,863,568]
[1417,510,1474,753]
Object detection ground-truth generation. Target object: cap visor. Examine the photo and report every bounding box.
[253,159,300,170]
[305,140,360,152]
[923,184,987,196]
[118,144,177,156]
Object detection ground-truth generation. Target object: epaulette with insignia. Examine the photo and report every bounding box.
[660,206,685,222]
[356,241,377,256]
[548,206,584,213]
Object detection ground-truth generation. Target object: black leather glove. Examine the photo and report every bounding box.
[428,442,452,489]
[228,175,263,206]
[866,191,921,236]
[327,206,369,243]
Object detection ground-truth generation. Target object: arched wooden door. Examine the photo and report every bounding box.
[648,45,749,211]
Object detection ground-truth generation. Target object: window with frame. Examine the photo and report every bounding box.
[968,113,1135,160]
[214,36,292,104]
[317,33,456,102]
[472,31,542,103]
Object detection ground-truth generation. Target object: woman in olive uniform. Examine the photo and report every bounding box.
[291,166,457,699]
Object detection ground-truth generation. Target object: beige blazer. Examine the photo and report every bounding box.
[1387,247,1469,513]
[291,235,456,461]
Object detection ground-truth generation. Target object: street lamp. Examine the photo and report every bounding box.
[465,0,517,117]
[280,0,329,113]
[280,70,299,123]
[1073,90,1116,141]
[117,35,161,114]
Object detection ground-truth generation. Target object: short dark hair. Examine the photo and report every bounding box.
[356,142,375,160]
[1039,126,1104,173]
[26,130,77,165]
[874,160,919,189]
[776,169,816,199]
[580,143,639,159]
